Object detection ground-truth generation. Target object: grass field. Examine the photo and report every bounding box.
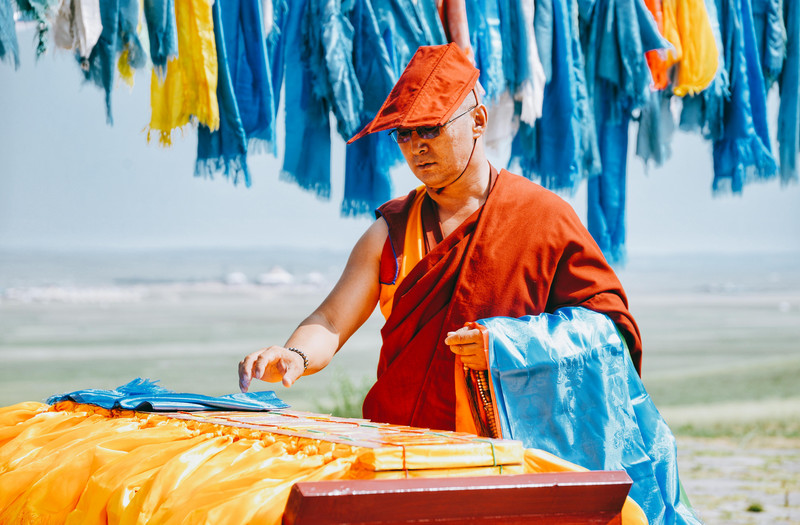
[1,251,798,523]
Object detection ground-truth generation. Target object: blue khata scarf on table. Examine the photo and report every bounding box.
[342,0,399,216]
[48,378,289,412]
[510,0,600,193]
[281,0,332,198]
[712,0,777,193]
[581,0,668,265]
[0,0,19,69]
[83,0,146,123]
[680,0,729,141]
[777,0,799,183]
[751,0,786,89]
[143,0,178,75]
[478,308,703,525]
[197,0,276,186]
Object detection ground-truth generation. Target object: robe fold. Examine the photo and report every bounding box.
[363,169,642,432]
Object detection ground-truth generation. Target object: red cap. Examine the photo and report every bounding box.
[347,43,480,144]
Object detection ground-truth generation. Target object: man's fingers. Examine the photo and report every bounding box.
[281,356,305,387]
[238,353,259,392]
[448,342,482,356]
[239,347,307,391]
[444,328,482,345]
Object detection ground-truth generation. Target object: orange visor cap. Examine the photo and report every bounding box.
[347,43,480,144]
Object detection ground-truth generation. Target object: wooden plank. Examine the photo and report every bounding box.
[283,471,632,524]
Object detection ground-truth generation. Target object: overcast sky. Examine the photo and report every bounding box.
[1,27,799,255]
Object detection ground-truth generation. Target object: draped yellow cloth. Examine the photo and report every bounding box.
[660,0,719,96]
[147,0,219,146]
[0,402,647,524]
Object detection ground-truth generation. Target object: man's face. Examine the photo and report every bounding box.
[395,97,480,190]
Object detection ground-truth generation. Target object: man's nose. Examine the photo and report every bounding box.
[409,132,428,153]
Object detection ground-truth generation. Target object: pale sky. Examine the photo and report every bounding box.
[1,27,799,255]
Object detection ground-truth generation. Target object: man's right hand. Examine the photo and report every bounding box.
[238,346,306,392]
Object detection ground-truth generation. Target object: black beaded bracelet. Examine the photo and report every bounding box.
[286,347,309,371]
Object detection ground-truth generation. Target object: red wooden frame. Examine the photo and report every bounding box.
[283,471,632,524]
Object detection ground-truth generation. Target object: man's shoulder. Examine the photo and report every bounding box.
[375,187,421,219]
[497,169,575,213]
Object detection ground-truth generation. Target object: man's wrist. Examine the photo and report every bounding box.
[285,347,309,371]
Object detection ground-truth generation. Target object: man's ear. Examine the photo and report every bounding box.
[472,105,488,138]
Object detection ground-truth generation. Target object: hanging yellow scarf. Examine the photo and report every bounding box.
[148,0,219,145]
[661,0,719,96]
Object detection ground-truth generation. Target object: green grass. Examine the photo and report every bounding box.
[644,358,800,407]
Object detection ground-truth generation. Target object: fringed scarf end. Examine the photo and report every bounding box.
[195,156,252,188]
[339,198,374,218]
[279,170,331,200]
[713,135,778,195]
[247,136,277,157]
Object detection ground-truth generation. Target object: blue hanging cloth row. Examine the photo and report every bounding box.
[3,0,798,256]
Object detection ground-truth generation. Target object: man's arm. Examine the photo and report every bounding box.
[238,218,387,392]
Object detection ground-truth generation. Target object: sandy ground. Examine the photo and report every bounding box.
[677,436,800,524]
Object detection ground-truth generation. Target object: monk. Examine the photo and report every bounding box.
[238,42,641,433]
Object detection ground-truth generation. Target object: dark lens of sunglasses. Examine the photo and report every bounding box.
[416,126,441,139]
[395,130,412,143]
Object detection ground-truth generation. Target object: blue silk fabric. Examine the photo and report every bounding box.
[478,308,701,525]
[47,378,289,412]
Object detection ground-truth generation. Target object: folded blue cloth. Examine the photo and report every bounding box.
[478,308,701,525]
[47,378,289,412]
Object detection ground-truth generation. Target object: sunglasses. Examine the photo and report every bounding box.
[389,105,478,144]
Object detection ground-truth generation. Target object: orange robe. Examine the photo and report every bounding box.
[365,169,642,432]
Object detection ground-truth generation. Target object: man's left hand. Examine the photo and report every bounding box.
[445,326,487,370]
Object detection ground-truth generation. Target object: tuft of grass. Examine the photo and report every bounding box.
[746,502,764,513]
[314,373,373,419]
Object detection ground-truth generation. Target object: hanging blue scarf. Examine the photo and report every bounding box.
[680,0,729,141]
[304,0,363,140]
[341,0,398,216]
[712,0,777,193]
[0,0,19,69]
[196,0,250,186]
[581,0,668,265]
[12,0,57,56]
[751,0,786,89]
[281,0,332,198]
[777,0,799,183]
[143,0,178,75]
[197,0,276,186]
[510,0,600,192]
[478,308,702,525]
[339,0,444,216]
[267,0,287,116]
[636,90,674,167]
[465,0,506,103]
[83,0,146,123]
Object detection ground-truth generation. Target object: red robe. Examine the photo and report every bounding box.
[363,169,642,431]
